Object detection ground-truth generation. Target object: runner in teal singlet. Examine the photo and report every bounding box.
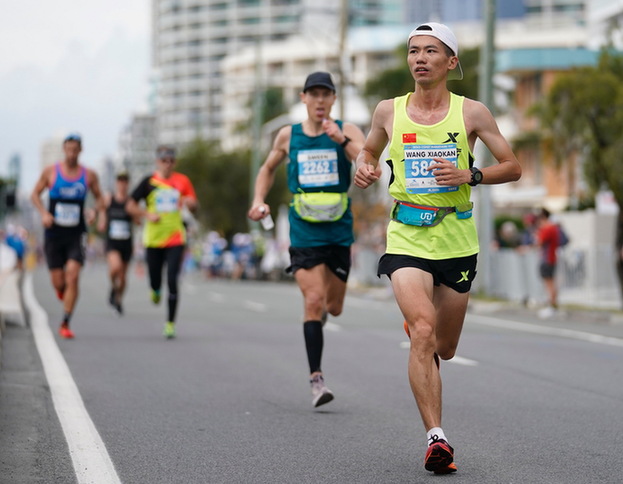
[248,72,365,408]
[354,23,521,474]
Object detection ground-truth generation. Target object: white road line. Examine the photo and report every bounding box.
[208,291,225,303]
[470,313,623,348]
[23,274,121,484]
[243,300,267,312]
[450,355,479,366]
[323,321,341,332]
[398,342,479,365]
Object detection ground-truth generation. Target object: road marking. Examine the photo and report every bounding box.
[183,283,198,294]
[470,313,623,348]
[323,321,341,332]
[23,274,121,484]
[243,300,267,312]
[398,342,479,365]
[450,355,479,366]
[208,291,225,302]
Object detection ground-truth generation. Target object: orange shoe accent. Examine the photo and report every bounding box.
[433,462,457,474]
[59,325,75,339]
[424,439,454,472]
[56,288,65,301]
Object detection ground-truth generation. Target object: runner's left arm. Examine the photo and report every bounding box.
[88,169,107,228]
[180,175,198,213]
[465,99,522,185]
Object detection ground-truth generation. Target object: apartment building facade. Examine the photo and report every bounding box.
[151,0,402,148]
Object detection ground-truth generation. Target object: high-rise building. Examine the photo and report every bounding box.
[40,135,65,171]
[118,113,157,184]
[588,0,623,48]
[152,0,403,148]
[405,0,524,24]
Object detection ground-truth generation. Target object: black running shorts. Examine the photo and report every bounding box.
[106,240,133,263]
[44,233,87,269]
[539,262,556,279]
[287,245,351,282]
[378,253,478,293]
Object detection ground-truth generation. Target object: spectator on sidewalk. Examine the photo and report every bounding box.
[535,208,560,318]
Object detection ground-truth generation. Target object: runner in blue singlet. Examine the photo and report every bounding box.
[31,133,106,339]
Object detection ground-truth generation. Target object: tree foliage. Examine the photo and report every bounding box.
[176,138,289,240]
[538,51,623,206]
[537,50,623,305]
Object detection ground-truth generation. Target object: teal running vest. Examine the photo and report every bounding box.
[287,122,354,247]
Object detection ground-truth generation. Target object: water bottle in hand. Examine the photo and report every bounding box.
[259,207,275,230]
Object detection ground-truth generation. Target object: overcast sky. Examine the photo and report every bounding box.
[0,0,151,193]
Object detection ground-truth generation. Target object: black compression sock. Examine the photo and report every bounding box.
[303,320,324,374]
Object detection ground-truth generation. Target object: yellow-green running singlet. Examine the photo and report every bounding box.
[385,92,479,259]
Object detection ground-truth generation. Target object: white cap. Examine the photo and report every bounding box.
[408,22,463,81]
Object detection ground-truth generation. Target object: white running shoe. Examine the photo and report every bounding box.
[538,306,557,319]
[310,373,334,408]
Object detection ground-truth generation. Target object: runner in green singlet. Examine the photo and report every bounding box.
[354,23,521,474]
[248,72,366,408]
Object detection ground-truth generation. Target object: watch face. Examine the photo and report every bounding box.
[470,168,483,186]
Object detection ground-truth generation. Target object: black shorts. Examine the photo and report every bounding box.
[106,240,133,263]
[44,233,87,269]
[378,253,478,293]
[539,262,556,279]
[287,245,351,282]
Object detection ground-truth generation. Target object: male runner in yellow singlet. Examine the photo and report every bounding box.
[354,23,521,474]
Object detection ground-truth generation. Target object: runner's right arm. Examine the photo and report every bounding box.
[126,176,160,223]
[248,126,291,221]
[354,100,391,189]
[30,166,55,228]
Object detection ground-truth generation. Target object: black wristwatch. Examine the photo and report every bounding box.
[340,136,351,148]
[468,166,483,186]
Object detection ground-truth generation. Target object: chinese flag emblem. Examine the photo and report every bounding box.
[402,133,417,143]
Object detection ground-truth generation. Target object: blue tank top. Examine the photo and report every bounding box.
[47,163,88,236]
[287,122,354,247]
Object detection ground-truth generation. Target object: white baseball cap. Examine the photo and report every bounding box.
[408,22,464,81]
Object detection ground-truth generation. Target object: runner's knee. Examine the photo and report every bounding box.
[409,320,435,345]
[304,291,325,314]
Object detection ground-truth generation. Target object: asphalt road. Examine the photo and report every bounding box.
[1,263,622,483]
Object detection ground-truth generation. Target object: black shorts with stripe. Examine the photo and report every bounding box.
[287,245,351,282]
[378,253,478,293]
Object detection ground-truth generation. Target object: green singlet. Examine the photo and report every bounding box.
[385,92,479,259]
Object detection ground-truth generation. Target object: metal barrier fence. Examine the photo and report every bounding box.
[351,245,622,310]
[489,247,621,310]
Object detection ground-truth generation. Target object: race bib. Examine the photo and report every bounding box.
[404,144,459,194]
[54,202,80,227]
[155,188,180,213]
[109,220,131,240]
[297,149,339,188]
